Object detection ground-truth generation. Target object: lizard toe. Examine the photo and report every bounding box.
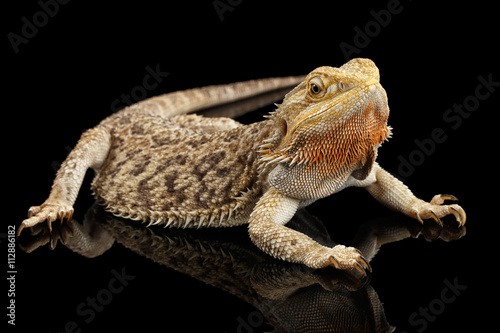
[19,202,74,236]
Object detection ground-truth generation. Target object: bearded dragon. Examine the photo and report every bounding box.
[19,58,466,275]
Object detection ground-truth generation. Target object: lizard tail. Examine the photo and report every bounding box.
[110,75,305,120]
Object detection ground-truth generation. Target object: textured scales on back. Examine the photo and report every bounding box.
[93,115,274,228]
[20,59,466,275]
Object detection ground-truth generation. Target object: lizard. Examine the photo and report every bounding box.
[19,58,466,275]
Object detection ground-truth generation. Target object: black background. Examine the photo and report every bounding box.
[5,1,498,332]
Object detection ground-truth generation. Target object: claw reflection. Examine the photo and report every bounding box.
[19,204,465,333]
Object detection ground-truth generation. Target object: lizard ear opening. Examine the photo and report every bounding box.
[281,118,288,136]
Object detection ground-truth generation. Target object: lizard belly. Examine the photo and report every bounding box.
[92,116,273,228]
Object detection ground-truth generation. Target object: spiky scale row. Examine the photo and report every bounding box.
[101,184,260,230]
[21,58,466,277]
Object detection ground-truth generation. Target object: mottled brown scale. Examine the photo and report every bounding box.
[93,113,276,227]
[20,59,466,274]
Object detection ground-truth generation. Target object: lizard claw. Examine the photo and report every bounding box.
[412,194,466,227]
[430,194,458,205]
[358,255,371,273]
[428,210,443,227]
[450,206,466,226]
[328,255,340,269]
[19,202,74,236]
[315,245,371,278]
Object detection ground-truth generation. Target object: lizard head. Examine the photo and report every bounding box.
[260,58,392,199]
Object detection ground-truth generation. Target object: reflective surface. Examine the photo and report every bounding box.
[9,2,495,332]
[18,202,466,332]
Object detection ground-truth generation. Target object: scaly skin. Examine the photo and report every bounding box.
[20,58,466,275]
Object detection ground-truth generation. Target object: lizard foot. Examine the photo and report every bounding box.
[412,194,466,227]
[308,245,371,278]
[19,202,74,236]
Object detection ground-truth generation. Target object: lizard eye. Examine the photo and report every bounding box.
[310,83,321,94]
[309,78,324,96]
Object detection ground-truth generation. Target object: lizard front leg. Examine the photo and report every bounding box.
[248,188,370,275]
[19,126,111,235]
[365,164,466,226]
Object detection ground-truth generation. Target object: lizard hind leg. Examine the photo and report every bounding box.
[19,126,112,236]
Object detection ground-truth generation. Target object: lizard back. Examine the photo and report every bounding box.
[92,112,275,228]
